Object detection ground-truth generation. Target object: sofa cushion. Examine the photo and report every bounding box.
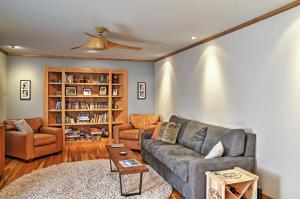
[169,115,189,142]
[130,114,160,129]
[34,133,57,147]
[119,129,140,140]
[143,139,204,182]
[156,122,181,144]
[25,117,43,133]
[201,125,246,157]
[178,120,207,153]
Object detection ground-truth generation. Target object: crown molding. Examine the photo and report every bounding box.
[7,52,153,62]
[155,1,300,62]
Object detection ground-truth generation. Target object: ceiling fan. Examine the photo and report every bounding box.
[70,27,142,51]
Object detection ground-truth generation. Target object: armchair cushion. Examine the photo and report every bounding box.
[3,119,17,131]
[25,117,43,133]
[119,129,140,140]
[34,134,56,147]
[130,114,160,129]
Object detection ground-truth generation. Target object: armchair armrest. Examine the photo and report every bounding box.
[5,131,34,160]
[113,123,134,144]
[188,156,256,199]
[39,127,63,152]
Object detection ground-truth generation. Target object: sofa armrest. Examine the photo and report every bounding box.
[144,124,157,133]
[39,127,63,152]
[113,123,134,144]
[5,131,34,160]
[188,156,256,199]
[140,132,153,149]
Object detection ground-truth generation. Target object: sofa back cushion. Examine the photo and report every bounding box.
[25,117,43,133]
[201,125,246,157]
[169,115,189,142]
[130,114,160,129]
[178,120,207,153]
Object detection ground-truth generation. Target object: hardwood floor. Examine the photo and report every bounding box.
[0,139,183,199]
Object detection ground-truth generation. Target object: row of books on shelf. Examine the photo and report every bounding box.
[65,127,109,141]
[66,101,108,110]
[65,113,108,124]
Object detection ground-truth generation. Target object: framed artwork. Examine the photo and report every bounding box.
[20,80,31,100]
[66,87,77,96]
[112,88,118,96]
[99,86,107,96]
[83,88,92,96]
[66,74,74,83]
[137,82,146,100]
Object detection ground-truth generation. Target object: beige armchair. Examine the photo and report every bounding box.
[113,114,161,150]
[4,117,63,161]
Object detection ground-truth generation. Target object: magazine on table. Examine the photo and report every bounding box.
[119,159,142,167]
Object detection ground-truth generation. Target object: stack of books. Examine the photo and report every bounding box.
[65,128,85,141]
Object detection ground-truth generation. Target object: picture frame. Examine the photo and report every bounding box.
[99,86,107,96]
[112,88,118,96]
[66,74,74,83]
[66,86,77,96]
[137,82,146,100]
[83,88,92,96]
[20,80,31,100]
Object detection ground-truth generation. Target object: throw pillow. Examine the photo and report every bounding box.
[156,123,181,144]
[14,119,33,133]
[205,141,224,159]
[151,122,163,140]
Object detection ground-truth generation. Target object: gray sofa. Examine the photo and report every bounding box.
[141,115,256,199]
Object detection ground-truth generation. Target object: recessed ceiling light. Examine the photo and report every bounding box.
[87,50,97,53]
[9,45,22,49]
[191,36,197,40]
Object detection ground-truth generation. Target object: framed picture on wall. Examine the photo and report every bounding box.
[20,80,31,100]
[137,82,146,100]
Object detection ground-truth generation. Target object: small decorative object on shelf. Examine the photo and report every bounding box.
[66,87,77,96]
[112,74,119,83]
[56,115,62,124]
[56,91,62,96]
[20,80,31,100]
[137,82,146,100]
[66,75,74,83]
[112,88,118,96]
[99,86,107,96]
[206,167,258,199]
[100,74,108,83]
[83,88,92,96]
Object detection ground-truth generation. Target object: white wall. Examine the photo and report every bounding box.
[7,56,155,118]
[0,52,7,122]
[155,6,300,199]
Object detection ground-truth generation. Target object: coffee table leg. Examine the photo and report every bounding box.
[119,172,144,196]
[109,157,117,172]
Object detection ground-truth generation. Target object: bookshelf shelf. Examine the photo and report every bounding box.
[65,95,109,98]
[65,122,109,126]
[45,67,128,143]
[65,109,109,112]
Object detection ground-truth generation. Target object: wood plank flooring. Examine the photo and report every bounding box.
[0,139,183,199]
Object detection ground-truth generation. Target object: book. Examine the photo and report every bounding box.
[119,159,142,168]
[111,143,124,148]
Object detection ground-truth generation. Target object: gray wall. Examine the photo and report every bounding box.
[7,56,155,118]
[0,52,7,122]
[155,6,300,199]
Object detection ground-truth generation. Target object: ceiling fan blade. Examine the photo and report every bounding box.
[70,46,82,50]
[84,32,98,38]
[108,41,142,51]
[96,27,108,34]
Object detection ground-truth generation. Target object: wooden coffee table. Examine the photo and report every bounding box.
[106,145,149,196]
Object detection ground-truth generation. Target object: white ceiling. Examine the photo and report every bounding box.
[0,0,294,61]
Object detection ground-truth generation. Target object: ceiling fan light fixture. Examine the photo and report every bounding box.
[191,36,197,40]
[9,45,22,49]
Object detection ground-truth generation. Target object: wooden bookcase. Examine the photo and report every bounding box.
[44,67,128,142]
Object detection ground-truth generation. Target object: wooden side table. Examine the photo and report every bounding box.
[206,167,258,199]
[0,125,4,177]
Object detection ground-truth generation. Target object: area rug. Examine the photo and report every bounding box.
[0,159,172,199]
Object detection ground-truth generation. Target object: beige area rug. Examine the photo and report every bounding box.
[0,159,172,199]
